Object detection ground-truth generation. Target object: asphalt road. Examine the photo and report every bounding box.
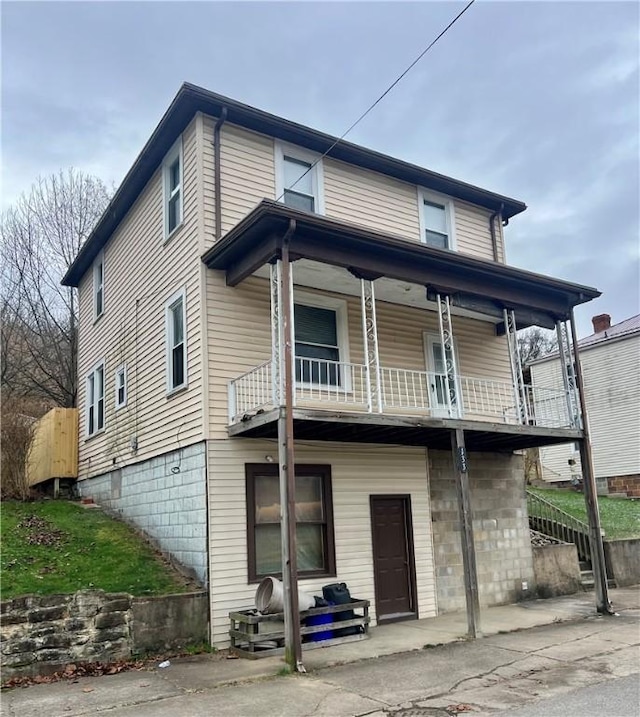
[501,674,640,717]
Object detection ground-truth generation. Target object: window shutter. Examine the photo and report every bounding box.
[294,305,337,346]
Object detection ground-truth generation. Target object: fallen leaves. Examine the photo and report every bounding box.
[17,515,67,548]
[1,659,146,689]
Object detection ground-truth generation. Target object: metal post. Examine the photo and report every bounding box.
[278,235,304,671]
[437,294,456,418]
[555,320,575,427]
[451,428,480,637]
[360,278,382,413]
[569,310,613,615]
[270,262,283,406]
[504,309,528,424]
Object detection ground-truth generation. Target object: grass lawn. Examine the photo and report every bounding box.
[1,500,191,600]
[530,488,640,539]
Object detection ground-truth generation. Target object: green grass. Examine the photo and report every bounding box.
[530,488,640,539]
[1,501,191,600]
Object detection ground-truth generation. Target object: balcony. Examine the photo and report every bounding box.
[228,357,577,446]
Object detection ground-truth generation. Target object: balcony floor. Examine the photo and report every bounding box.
[229,407,583,452]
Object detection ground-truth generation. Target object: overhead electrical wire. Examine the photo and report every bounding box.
[276,0,477,202]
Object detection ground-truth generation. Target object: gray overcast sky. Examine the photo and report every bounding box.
[2,1,638,335]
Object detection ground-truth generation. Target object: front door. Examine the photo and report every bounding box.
[370,496,417,622]
[425,334,461,418]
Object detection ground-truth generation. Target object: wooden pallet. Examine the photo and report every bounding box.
[229,599,370,659]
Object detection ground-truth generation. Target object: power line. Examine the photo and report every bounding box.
[277,0,477,202]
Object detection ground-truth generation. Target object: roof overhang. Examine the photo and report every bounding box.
[62,82,527,287]
[202,200,601,330]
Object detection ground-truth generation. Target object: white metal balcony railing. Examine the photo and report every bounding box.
[228,358,577,430]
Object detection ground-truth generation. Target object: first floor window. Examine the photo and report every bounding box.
[294,303,340,386]
[115,364,127,409]
[86,361,105,436]
[246,464,335,582]
[165,289,187,392]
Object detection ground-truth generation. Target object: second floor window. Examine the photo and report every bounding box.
[163,139,183,238]
[93,253,104,319]
[165,289,187,393]
[115,365,127,409]
[276,142,324,214]
[86,361,105,436]
[419,190,456,250]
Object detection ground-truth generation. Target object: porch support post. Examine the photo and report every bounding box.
[569,310,612,615]
[277,228,304,672]
[556,320,580,428]
[503,309,529,424]
[451,428,480,638]
[360,278,382,413]
[270,261,284,407]
[437,293,456,418]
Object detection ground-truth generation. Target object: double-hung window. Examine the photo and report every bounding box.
[165,289,187,393]
[246,464,335,582]
[86,360,105,436]
[275,142,324,214]
[93,253,104,319]
[419,190,456,250]
[115,364,127,410]
[294,296,347,387]
[163,139,183,238]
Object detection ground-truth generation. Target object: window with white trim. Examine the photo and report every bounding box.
[115,364,127,410]
[418,190,456,250]
[163,139,183,238]
[275,143,324,214]
[93,253,104,319]
[86,360,105,436]
[165,289,187,393]
[293,295,348,387]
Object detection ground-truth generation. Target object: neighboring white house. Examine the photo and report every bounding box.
[530,313,640,496]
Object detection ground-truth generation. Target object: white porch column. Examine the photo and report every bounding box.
[436,293,456,418]
[556,320,581,428]
[503,309,529,424]
[360,278,382,413]
[270,261,284,407]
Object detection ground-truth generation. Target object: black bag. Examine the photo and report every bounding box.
[322,583,362,637]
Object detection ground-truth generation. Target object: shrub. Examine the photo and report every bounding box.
[1,397,38,500]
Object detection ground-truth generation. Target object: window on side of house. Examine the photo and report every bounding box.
[163,138,183,238]
[246,464,335,582]
[275,143,324,214]
[293,295,348,387]
[419,190,456,250]
[93,253,104,319]
[86,360,105,436]
[165,289,187,393]
[115,364,127,409]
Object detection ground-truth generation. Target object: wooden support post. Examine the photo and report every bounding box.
[569,311,612,615]
[451,428,481,637]
[278,228,304,671]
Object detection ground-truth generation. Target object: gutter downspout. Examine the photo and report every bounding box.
[214,107,228,240]
[489,202,504,263]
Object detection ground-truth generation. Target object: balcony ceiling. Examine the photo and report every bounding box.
[202,200,601,331]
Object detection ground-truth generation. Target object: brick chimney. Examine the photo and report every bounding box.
[592,314,611,334]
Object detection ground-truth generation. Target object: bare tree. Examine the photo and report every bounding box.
[517,326,558,369]
[1,169,111,407]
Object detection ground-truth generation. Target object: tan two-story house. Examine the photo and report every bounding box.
[62,83,601,648]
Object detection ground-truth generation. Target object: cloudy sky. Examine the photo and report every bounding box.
[2,1,638,336]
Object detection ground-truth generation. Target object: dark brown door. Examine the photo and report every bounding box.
[370,495,417,622]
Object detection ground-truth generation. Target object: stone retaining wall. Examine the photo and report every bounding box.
[531,543,582,597]
[1,590,208,680]
[604,539,640,587]
[606,475,640,498]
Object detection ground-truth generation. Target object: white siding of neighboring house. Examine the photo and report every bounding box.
[206,438,436,646]
[531,333,640,482]
[202,117,506,261]
[76,116,206,479]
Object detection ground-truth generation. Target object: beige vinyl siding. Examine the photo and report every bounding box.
[76,117,205,478]
[533,335,640,482]
[207,438,436,646]
[202,117,506,262]
[206,273,512,437]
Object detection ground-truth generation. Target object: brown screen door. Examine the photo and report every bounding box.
[370,495,417,622]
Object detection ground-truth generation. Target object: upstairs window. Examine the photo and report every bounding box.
[419,190,456,250]
[295,303,340,386]
[93,252,104,319]
[165,288,187,393]
[163,139,183,238]
[86,360,105,436]
[275,142,324,214]
[115,364,127,410]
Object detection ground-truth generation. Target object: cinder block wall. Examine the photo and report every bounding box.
[429,450,534,612]
[77,442,207,585]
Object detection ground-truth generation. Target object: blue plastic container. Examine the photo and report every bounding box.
[305,612,334,642]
